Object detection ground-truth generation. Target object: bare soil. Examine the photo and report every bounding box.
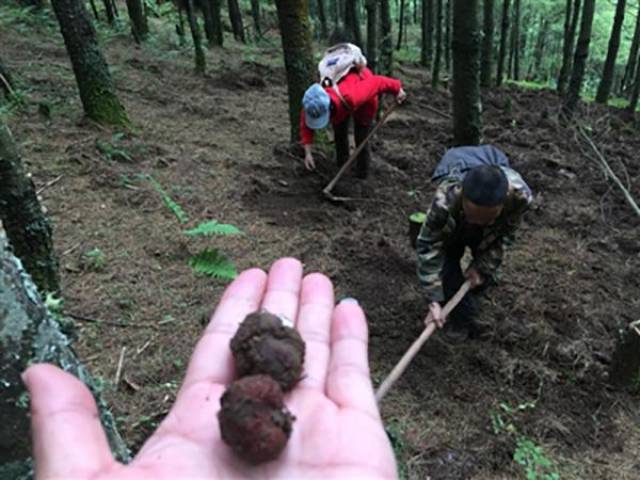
[3,12,640,479]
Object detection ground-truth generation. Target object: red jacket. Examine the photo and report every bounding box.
[300,68,402,145]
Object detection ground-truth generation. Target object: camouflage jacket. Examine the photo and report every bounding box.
[416,167,532,303]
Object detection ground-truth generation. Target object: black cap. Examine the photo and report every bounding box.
[462,166,509,206]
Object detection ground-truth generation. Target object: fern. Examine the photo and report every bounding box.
[184,220,242,237]
[148,176,189,224]
[188,248,237,280]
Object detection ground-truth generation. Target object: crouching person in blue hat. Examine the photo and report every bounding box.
[300,68,405,178]
[416,145,533,341]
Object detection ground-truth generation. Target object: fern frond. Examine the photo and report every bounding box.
[184,220,242,237]
[148,176,189,224]
[188,248,237,280]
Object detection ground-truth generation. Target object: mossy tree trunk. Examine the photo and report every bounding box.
[610,322,640,388]
[51,0,128,125]
[345,0,363,46]
[380,0,393,75]
[366,0,378,72]
[595,0,626,104]
[621,0,640,95]
[274,0,315,142]
[562,0,595,118]
[0,125,59,295]
[185,0,206,73]
[125,0,149,43]
[317,0,329,38]
[421,0,433,66]
[228,0,246,42]
[558,0,581,96]
[0,228,129,477]
[480,0,494,87]
[496,0,510,86]
[452,0,481,145]
[432,0,443,87]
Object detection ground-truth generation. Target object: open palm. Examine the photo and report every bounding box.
[25,258,397,479]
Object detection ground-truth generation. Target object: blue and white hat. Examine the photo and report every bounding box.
[303,84,331,130]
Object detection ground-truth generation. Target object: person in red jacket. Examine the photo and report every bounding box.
[300,68,406,178]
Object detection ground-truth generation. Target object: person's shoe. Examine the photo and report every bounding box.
[443,321,470,343]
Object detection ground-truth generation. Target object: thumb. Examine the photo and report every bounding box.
[24,364,115,479]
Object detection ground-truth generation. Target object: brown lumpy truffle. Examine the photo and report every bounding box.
[218,375,295,464]
[230,311,305,391]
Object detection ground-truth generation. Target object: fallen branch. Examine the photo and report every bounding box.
[114,346,127,390]
[577,125,640,218]
[66,311,158,329]
[419,101,452,119]
[0,72,15,97]
[36,174,64,195]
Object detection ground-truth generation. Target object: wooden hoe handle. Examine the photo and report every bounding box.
[374,280,472,403]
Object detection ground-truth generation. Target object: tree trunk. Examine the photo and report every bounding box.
[496,0,510,86]
[89,0,100,21]
[609,322,640,388]
[0,124,59,294]
[563,0,596,118]
[274,0,316,142]
[595,0,626,104]
[102,0,116,24]
[186,0,206,73]
[557,0,580,95]
[0,228,129,476]
[317,0,329,38]
[366,0,378,72]
[452,0,481,145]
[432,0,443,87]
[345,0,363,46]
[531,17,549,80]
[396,0,405,50]
[51,0,128,125]
[512,0,520,80]
[125,0,149,43]
[421,0,433,66]
[202,0,217,46]
[176,7,187,46]
[628,50,640,112]
[228,0,246,42]
[445,0,451,72]
[380,0,393,75]
[251,0,262,39]
[209,0,224,46]
[621,1,640,95]
[480,0,494,87]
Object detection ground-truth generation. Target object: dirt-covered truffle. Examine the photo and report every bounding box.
[230,311,305,391]
[218,375,295,464]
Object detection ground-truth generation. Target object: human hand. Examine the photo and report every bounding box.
[427,301,445,328]
[465,267,484,289]
[304,151,316,171]
[23,258,397,480]
[396,88,407,104]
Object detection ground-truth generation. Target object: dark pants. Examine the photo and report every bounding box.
[334,119,371,179]
[442,225,488,328]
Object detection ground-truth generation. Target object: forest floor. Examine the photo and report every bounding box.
[3,7,640,479]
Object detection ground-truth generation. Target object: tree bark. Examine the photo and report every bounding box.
[201,0,217,46]
[0,124,59,294]
[496,0,510,86]
[250,0,262,39]
[512,0,520,80]
[125,0,149,43]
[480,0,494,87]
[421,0,433,66]
[89,0,100,21]
[345,0,363,46]
[274,0,316,142]
[432,0,443,87]
[317,0,329,38]
[557,0,581,95]
[228,0,246,42]
[209,0,224,46]
[610,322,640,388]
[380,0,393,75]
[530,17,549,80]
[51,0,128,125]
[628,50,640,111]
[396,0,406,50]
[595,0,626,103]
[563,0,596,118]
[102,0,116,24]
[366,0,378,72]
[452,0,481,145]
[0,227,129,475]
[186,0,206,73]
[621,1,640,95]
[445,0,451,72]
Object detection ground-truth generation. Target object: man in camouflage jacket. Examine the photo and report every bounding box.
[416,145,532,339]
